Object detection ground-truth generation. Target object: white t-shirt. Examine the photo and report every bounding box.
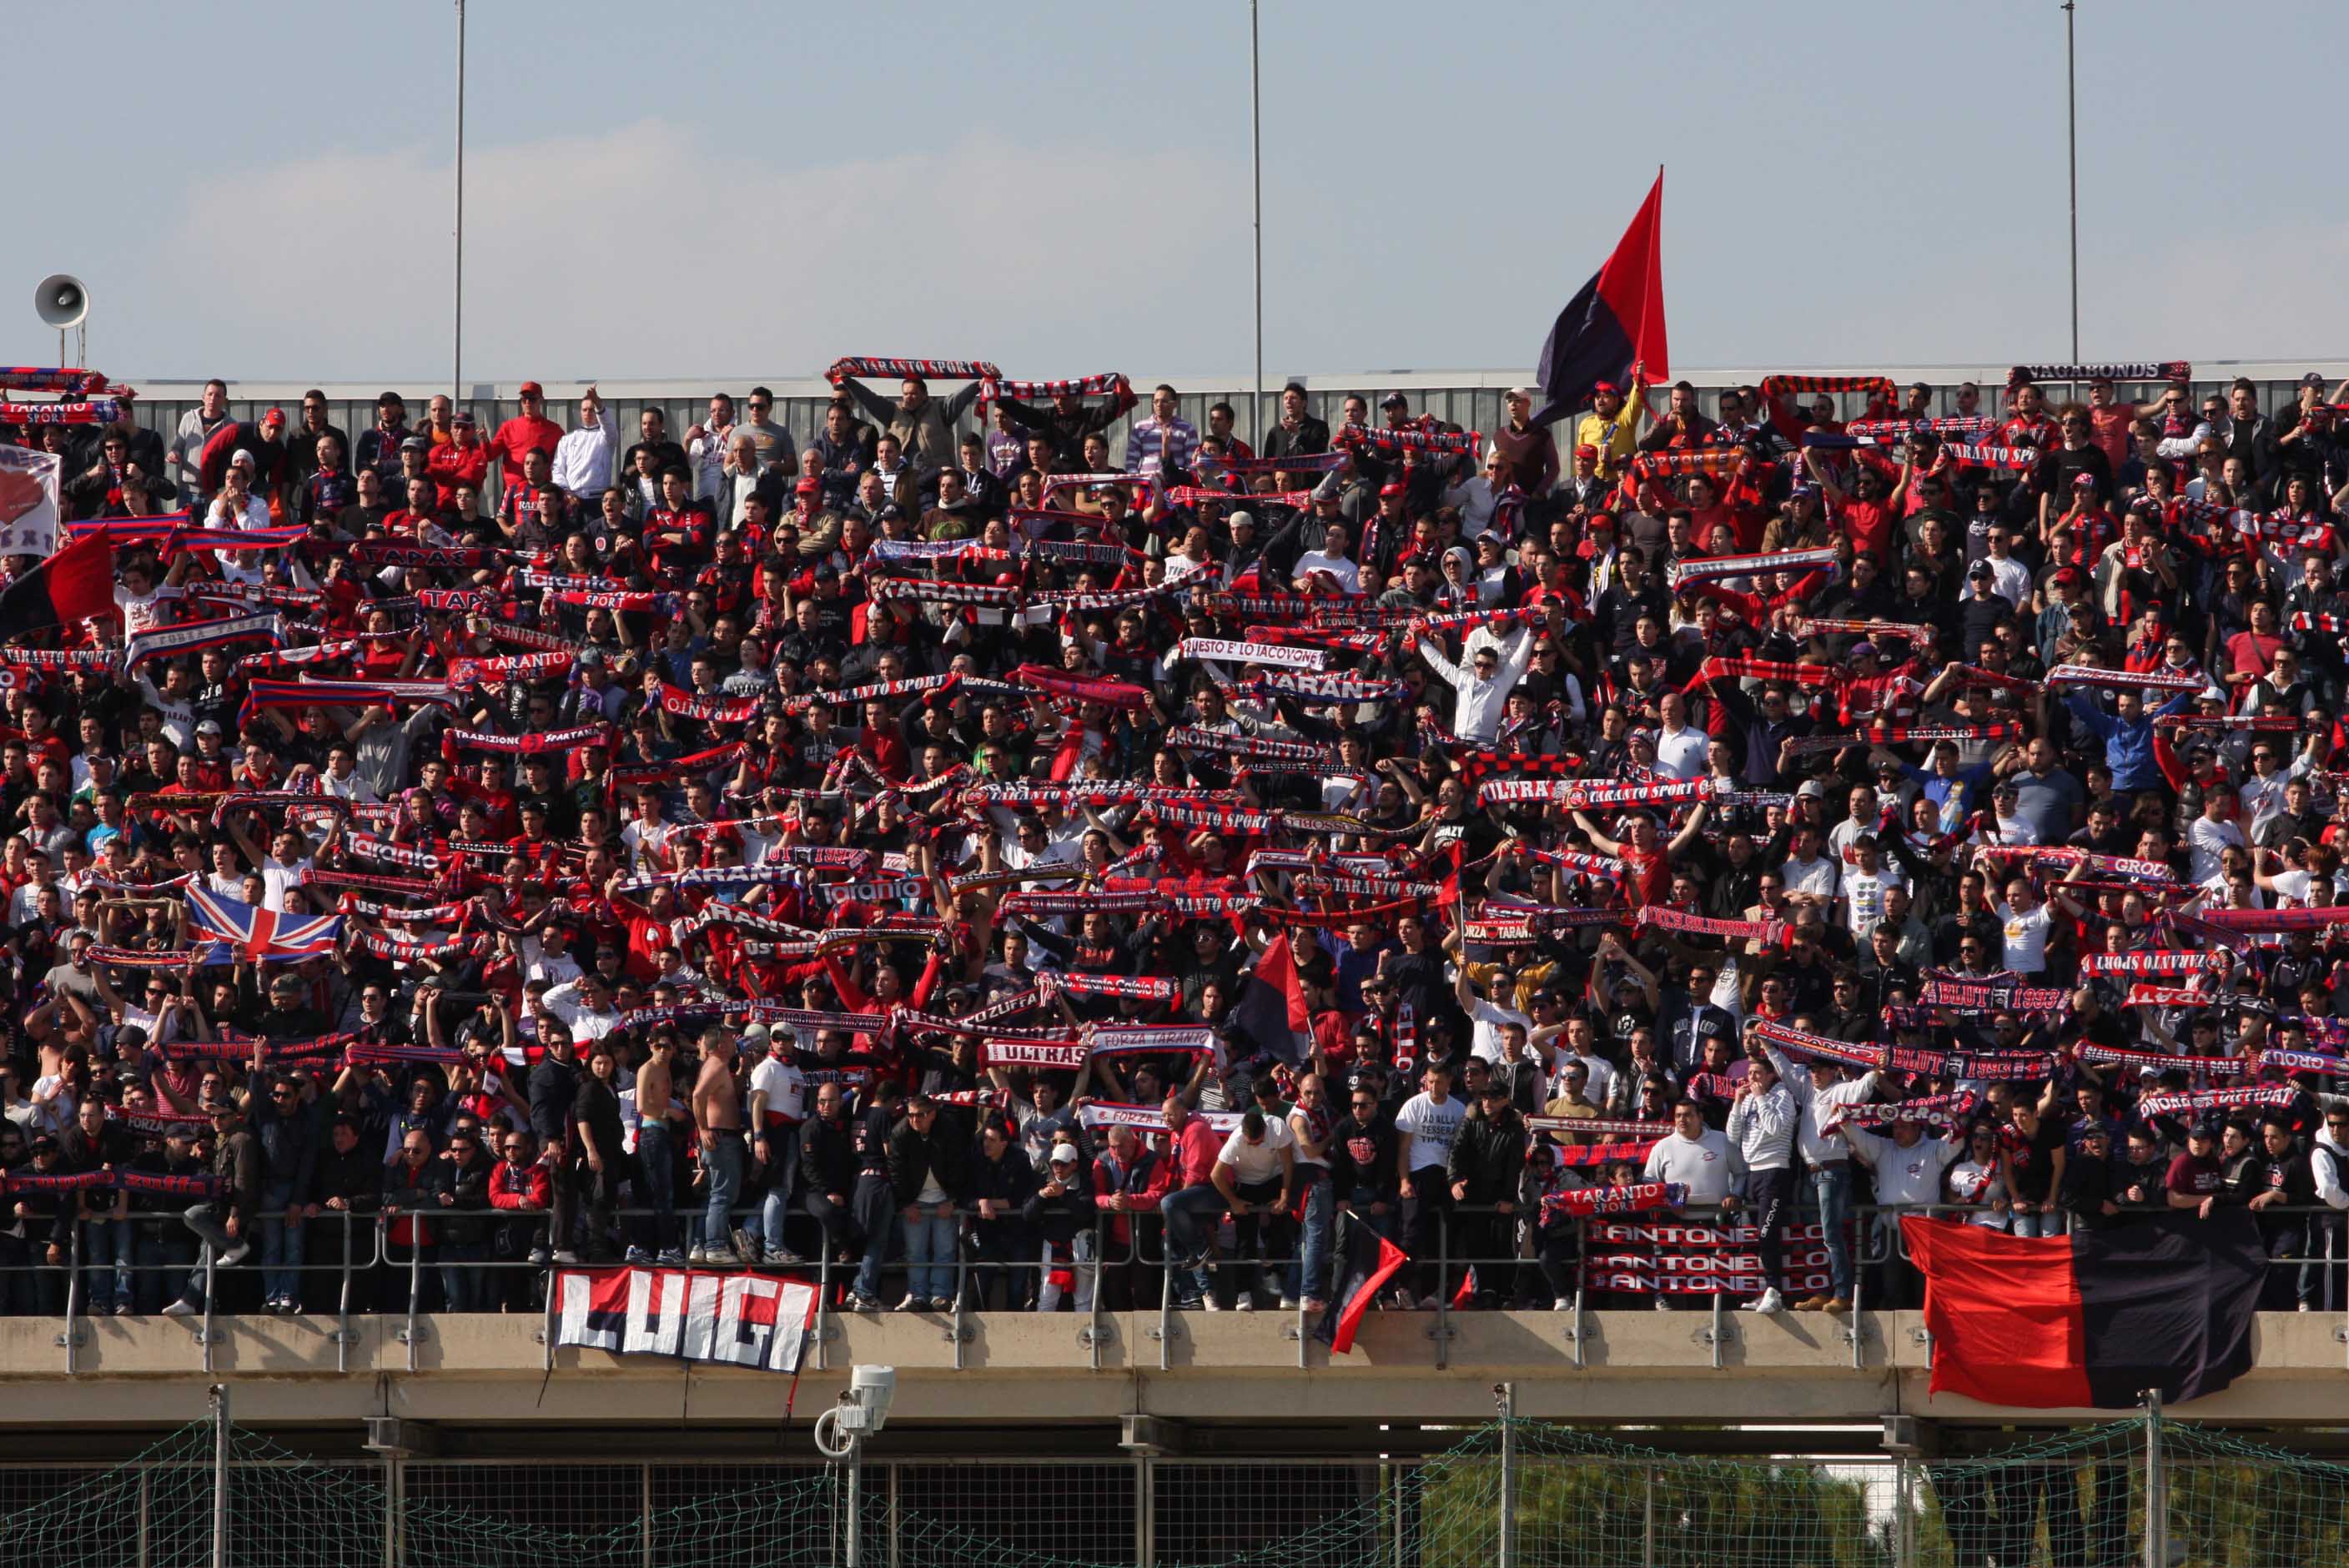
[1392,1091,1466,1172]
[1291,550,1361,594]
[1641,1128,1739,1206]
[1996,902,2053,975]
[2186,816,2246,885]
[1780,851,1840,901]
[748,1053,807,1128]
[1467,997,1533,1065]
[1215,1116,1295,1185]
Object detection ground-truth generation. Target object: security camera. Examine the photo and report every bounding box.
[812,1365,898,1458]
[850,1364,896,1431]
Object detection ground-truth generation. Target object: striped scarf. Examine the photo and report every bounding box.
[1008,664,1154,711]
[416,588,500,615]
[300,865,445,897]
[350,541,505,569]
[124,612,281,670]
[246,677,459,711]
[239,641,359,675]
[2009,360,2190,386]
[1759,374,1896,402]
[445,722,610,754]
[1235,670,1405,704]
[1563,776,1720,811]
[981,372,1129,402]
[1691,656,1840,688]
[449,651,572,687]
[1843,417,1999,440]
[1636,903,1788,944]
[827,356,1001,384]
[1939,444,2044,472]
[1049,971,1177,1003]
[1240,624,1389,654]
[1339,425,1482,455]
[1794,618,1932,641]
[353,928,476,962]
[657,682,760,725]
[1751,1019,1883,1071]
[1163,727,1333,768]
[2139,1085,2296,1118]
[1175,637,1324,671]
[2079,952,2218,978]
[1667,548,1839,592]
[344,833,443,872]
[2045,664,2204,694]
[2078,1042,2248,1079]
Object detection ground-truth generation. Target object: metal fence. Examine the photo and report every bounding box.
[6,1395,2346,1568]
[7,1199,2344,1380]
[102,364,2349,505]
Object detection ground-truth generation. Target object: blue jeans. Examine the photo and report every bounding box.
[82,1217,131,1312]
[702,1130,746,1252]
[754,1124,799,1257]
[1159,1184,1228,1302]
[636,1122,677,1254]
[902,1203,957,1301]
[440,1241,486,1312]
[1287,1172,1335,1303]
[259,1181,304,1304]
[2009,1205,2065,1239]
[1808,1163,1854,1299]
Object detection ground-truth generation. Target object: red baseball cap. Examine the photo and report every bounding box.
[519,380,546,398]
[795,476,822,494]
[261,406,285,424]
[1379,482,1406,499]
[1574,444,1599,460]
[1592,379,1621,396]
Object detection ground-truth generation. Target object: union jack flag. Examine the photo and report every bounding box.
[184,886,343,962]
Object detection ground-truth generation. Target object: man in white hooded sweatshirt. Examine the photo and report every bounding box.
[1726,1053,1799,1314]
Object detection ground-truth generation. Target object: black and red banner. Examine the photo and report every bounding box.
[1902,1210,2266,1408]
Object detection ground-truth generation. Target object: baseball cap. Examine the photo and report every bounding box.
[1228,509,1256,530]
[2070,471,2096,489]
[2303,372,2329,387]
[795,475,822,494]
[1049,1143,1079,1164]
[1507,386,1537,400]
[1968,560,1994,579]
[1789,482,1817,498]
[2052,567,2084,587]
[1381,391,1409,409]
[520,380,546,398]
[453,410,477,428]
[577,647,604,667]
[1378,481,1406,498]
[1796,778,1827,799]
[261,406,285,424]
[400,435,430,452]
[195,719,222,736]
[1849,641,1878,660]
[1573,444,1599,460]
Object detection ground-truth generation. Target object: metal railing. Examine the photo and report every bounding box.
[3,1196,2341,1376]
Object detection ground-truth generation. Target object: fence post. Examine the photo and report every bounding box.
[640,1460,653,1568]
[887,1461,902,1568]
[1494,1382,1517,1568]
[137,1468,153,1568]
[209,1383,229,1568]
[2141,1391,2165,1568]
[1894,1455,1914,1568]
[1132,1453,1153,1568]
[1641,1466,1656,1568]
[383,1454,402,1568]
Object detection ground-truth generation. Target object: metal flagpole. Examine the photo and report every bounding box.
[453,0,466,402]
[2065,0,2079,361]
[210,1384,229,1568]
[1250,0,1264,448]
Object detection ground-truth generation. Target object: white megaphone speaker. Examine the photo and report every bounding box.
[35,274,89,368]
[35,274,88,330]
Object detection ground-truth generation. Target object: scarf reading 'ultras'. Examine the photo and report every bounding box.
[980,1039,1090,1070]
[2138,1085,2297,1118]
[1759,374,1897,402]
[1667,548,1840,592]
[826,357,1002,384]
[1174,637,1325,671]
[2045,664,2204,694]
[1163,727,1334,767]
[2008,360,2190,386]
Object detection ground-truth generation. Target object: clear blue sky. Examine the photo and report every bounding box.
[14,0,2346,383]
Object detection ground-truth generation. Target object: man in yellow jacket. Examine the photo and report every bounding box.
[1573,379,1652,481]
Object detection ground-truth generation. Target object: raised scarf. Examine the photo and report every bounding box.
[446,722,610,754]
[2079,951,2219,978]
[1828,1091,1981,1129]
[2139,1084,2297,1118]
[1759,374,1897,401]
[1009,663,1154,711]
[1163,726,1334,767]
[2009,360,2190,386]
[2046,664,2204,694]
[826,356,1001,384]
[1174,636,1325,671]
[1667,548,1840,592]
[1637,903,1788,944]
[657,681,761,725]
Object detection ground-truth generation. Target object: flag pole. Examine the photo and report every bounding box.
[453,0,466,403]
[1250,0,1264,449]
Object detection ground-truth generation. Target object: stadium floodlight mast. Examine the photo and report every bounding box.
[2064,0,2079,362]
[812,1365,898,1568]
[1250,0,1265,449]
[452,0,466,403]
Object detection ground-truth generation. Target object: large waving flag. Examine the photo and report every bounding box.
[185,885,343,962]
[1901,1209,2265,1408]
[0,445,62,556]
[0,527,116,640]
[1530,170,1669,428]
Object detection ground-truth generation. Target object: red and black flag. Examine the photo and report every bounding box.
[0,528,116,641]
[1315,1211,1410,1355]
[1530,170,1669,429]
[1901,1210,2266,1408]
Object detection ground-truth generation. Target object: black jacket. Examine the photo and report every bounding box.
[527,1053,581,1150]
[887,1118,969,1205]
[801,1114,858,1196]
[423,1153,492,1247]
[1446,1108,1527,1203]
[1329,1113,1398,1204]
[967,1145,1039,1219]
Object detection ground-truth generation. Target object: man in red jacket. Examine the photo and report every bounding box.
[490,380,564,507]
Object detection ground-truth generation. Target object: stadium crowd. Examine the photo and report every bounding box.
[3,359,2349,1326]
